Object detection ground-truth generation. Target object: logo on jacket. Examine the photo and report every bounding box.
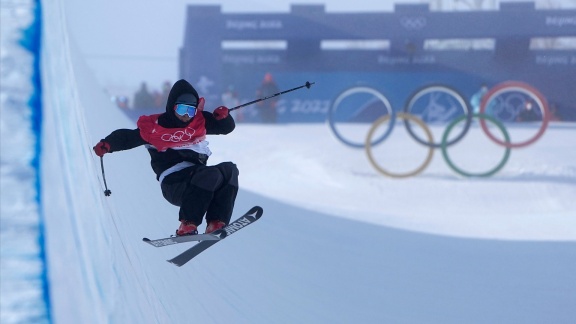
[161,128,196,142]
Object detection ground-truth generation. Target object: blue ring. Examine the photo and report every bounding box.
[328,86,395,149]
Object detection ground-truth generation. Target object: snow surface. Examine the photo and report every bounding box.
[0,0,49,322]
[2,0,575,322]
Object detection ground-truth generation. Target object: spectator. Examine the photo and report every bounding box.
[116,95,129,109]
[548,103,562,122]
[155,80,171,109]
[470,84,488,114]
[256,73,280,123]
[517,101,540,122]
[133,82,156,109]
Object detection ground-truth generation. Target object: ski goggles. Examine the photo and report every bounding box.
[174,103,197,117]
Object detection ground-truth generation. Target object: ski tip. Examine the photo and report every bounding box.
[249,205,263,213]
[248,206,264,218]
[167,260,183,267]
[142,238,151,242]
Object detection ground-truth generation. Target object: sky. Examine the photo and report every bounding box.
[63,0,576,99]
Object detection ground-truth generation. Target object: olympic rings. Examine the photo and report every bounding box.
[479,81,549,148]
[441,113,511,178]
[403,84,473,148]
[365,113,435,178]
[328,86,395,148]
[329,81,549,178]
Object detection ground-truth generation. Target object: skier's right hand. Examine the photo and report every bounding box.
[93,141,110,157]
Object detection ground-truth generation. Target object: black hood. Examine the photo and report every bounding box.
[158,79,200,128]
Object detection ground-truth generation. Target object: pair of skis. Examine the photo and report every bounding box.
[143,206,263,267]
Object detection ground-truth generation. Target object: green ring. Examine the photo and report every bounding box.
[441,113,511,177]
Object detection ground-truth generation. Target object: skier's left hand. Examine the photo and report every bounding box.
[213,106,229,120]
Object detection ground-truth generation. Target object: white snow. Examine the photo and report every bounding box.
[0,0,49,322]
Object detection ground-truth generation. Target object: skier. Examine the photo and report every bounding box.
[93,79,238,236]
[470,84,488,114]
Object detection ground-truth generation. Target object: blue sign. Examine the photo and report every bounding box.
[180,3,576,122]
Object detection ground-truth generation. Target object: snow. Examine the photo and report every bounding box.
[0,0,49,322]
[1,0,576,323]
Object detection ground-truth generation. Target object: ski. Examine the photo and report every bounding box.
[167,206,263,267]
[143,233,221,247]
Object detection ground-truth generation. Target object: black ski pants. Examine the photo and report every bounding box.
[161,162,239,227]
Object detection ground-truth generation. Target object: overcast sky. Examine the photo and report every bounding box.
[63,0,575,96]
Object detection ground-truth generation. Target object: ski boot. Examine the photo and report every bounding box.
[176,220,198,236]
[205,220,226,234]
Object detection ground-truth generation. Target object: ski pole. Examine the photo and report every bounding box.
[100,156,112,196]
[229,81,315,111]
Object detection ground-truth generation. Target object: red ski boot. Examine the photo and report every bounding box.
[176,220,198,236]
[205,220,226,234]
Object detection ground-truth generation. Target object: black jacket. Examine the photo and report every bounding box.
[102,80,235,180]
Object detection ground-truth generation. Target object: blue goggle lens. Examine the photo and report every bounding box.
[174,103,197,117]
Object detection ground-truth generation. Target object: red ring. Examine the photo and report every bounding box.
[479,81,549,148]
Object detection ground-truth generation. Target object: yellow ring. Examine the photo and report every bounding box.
[365,113,435,178]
